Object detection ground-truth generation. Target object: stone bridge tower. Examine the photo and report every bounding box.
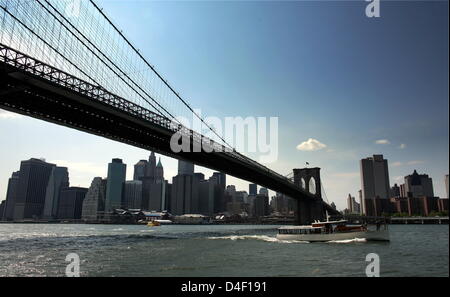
[293,167,326,225]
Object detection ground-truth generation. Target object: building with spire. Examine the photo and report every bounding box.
[155,158,164,183]
[147,151,157,181]
[148,157,169,211]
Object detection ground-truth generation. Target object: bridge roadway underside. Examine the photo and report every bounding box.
[0,62,337,222]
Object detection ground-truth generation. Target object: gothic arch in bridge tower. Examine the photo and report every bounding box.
[292,167,325,225]
[309,177,316,195]
[293,167,322,199]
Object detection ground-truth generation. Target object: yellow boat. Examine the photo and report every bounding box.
[147,220,161,227]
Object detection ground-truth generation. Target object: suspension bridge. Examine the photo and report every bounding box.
[0,0,339,224]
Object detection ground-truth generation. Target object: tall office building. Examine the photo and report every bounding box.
[211,172,226,190]
[57,187,88,220]
[259,187,269,197]
[105,158,127,211]
[178,160,194,175]
[14,158,55,220]
[0,201,5,221]
[390,184,401,198]
[123,180,143,209]
[403,170,434,198]
[358,190,364,215]
[273,192,289,214]
[347,194,353,213]
[347,194,360,214]
[249,184,257,196]
[445,175,449,198]
[360,154,390,201]
[226,185,236,201]
[235,191,248,204]
[133,160,148,181]
[148,181,170,211]
[198,179,215,216]
[253,194,269,217]
[140,153,164,210]
[171,160,200,215]
[145,158,167,211]
[81,177,107,221]
[43,166,69,219]
[2,171,20,221]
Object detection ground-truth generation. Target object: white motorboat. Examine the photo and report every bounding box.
[276,218,389,242]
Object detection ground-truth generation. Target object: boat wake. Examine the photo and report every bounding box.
[207,235,309,244]
[326,238,367,244]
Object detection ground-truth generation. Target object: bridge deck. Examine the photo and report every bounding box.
[0,43,338,215]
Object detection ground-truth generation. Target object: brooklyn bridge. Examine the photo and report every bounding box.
[0,0,339,224]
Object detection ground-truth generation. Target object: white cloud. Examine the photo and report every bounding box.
[375,139,390,145]
[0,109,22,119]
[394,176,404,182]
[399,143,406,149]
[391,161,402,167]
[296,138,327,151]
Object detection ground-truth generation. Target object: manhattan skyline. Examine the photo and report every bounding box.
[0,0,448,210]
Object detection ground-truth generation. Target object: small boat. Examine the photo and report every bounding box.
[147,220,161,227]
[276,218,389,242]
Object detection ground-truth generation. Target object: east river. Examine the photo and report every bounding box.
[0,224,448,277]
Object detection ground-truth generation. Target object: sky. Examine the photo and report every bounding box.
[0,0,448,210]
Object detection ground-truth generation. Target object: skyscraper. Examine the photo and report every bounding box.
[123,180,143,209]
[146,158,166,211]
[133,160,148,181]
[171,160,199,215]
[13,158,55,220]
[147,152,157,181]
[347,194,360,214]
[43,166,69,219]
[390,184,401,198]
[140,152,161,210]
[360,154,390,200]
[105,158,126,211]
[445,175,449,198]
[155,158,164,183]
[81,177,107,222]
[211,172,226,190]
[249,184,257,196]
[404,170,434,198]
[57,187,88,220]
[2,171,20,221]
[253,194,269,217]
[347,194,353,213]
[259,187,269,197]
[178,160,194,175]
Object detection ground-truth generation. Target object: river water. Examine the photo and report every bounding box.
[0,224,447,277]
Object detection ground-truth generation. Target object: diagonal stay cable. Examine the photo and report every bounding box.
[0,4,102,89]
[37,0,174,120]
[89,0,235,150]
